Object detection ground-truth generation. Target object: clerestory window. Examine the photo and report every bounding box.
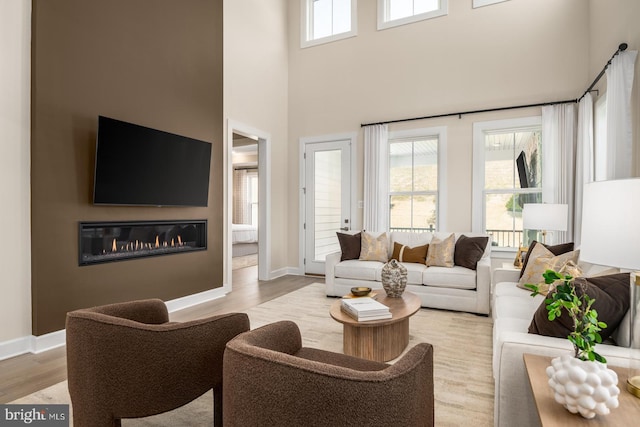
[377,0,448,30]
[301,0,357,48]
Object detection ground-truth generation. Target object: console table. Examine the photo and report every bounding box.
[523,353,640,426]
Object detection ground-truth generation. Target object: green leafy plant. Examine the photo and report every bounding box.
[525,270,608,363]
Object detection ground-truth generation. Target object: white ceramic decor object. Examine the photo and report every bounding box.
[546,354,621,418]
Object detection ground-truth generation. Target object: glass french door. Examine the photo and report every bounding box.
[304,139,351,275]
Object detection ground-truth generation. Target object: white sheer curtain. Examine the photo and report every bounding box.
[233,169,249,224]
[605,50,638,179]
[542,103,577,243]
[574,93,594,246]
[363,124,389,231]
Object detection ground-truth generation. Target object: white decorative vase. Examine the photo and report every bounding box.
[381,259,407,297]
[546,354,620,419]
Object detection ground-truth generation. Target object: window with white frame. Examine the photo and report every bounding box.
[472,117,542,250]
[301,0,357,48]
[377,0,447,30]
[388,127,446,232]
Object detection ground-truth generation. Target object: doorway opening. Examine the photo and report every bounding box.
[226,120,270,290]
[232,133,259,272]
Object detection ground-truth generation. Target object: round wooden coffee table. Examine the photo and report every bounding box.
[329,291,421,362]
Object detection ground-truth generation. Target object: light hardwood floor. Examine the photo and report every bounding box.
[0,266,320,403]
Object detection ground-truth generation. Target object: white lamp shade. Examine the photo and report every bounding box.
[580,178,640,270]
[522,203,568,232]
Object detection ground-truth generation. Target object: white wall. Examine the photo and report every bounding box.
[287,0,590,265]
[0,0,32,343]
[224,0,289,272]
[589,0,640,176]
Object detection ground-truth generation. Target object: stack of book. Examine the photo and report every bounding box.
[340,297,391,321]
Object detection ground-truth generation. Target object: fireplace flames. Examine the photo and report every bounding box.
[105,235,185,255]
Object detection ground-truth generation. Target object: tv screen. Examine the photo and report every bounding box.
[516,151,529,189]
[93,116,212,207]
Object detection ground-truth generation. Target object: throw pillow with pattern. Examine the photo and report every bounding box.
[425,233,455,267]
[359,232,389,262]
[517,243,580,291]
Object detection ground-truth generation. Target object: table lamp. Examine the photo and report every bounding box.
[580,178,640,398]
[522,203,568,244]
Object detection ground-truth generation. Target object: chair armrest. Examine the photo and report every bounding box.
[229,320,303,356]
[82,298,169,324]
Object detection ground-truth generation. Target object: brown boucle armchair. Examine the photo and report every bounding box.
[223,320,434,427]
[66,298,250,427]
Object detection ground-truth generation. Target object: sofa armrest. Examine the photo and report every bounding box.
[475,257,491,315]
[325,251,342,295]
[493,267,521,285]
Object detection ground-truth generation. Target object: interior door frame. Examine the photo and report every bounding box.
[225,120,271,291]
[298,132,358,274]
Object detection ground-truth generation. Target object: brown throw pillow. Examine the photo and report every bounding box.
[519,240,575,278]
[336,232,361,261]
[454,235,489,270]
[391,242,429,264]
[528,273,631,342]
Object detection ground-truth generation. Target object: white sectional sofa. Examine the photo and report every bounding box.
[325,231,492,315]
[492,266,636,427]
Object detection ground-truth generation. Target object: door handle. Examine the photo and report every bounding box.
[340,227,349,231]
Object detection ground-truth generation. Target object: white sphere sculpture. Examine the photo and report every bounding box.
[546,354,620,418]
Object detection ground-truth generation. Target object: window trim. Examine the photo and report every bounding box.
[388,126,447,231]
[472,116,542,251]
[301,0,358,49]
[377,0,448,31]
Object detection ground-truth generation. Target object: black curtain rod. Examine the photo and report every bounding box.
[577,42,628,102]
[361,42,628,128]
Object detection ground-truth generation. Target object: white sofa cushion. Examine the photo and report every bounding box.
[400,262,427,285]
[334,260,382,281]
[422,266,476,290]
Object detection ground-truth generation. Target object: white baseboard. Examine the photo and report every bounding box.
[0,286,229,361]
[31,329,66,354]
[165,286,227,313]
[270,266,304,278]
[0,336,32,361]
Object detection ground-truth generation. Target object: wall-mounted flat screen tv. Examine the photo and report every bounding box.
[93,116,212,207]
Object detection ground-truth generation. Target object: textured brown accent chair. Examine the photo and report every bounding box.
[223,320,434,427]
[66,299,250,427]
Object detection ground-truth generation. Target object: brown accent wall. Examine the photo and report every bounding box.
[31,0,223,335]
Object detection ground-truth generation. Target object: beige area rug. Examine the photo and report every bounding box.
[12,283,494,426]
[231,253,258,270]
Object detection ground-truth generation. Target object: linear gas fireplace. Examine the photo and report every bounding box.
[79,220,207,266]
